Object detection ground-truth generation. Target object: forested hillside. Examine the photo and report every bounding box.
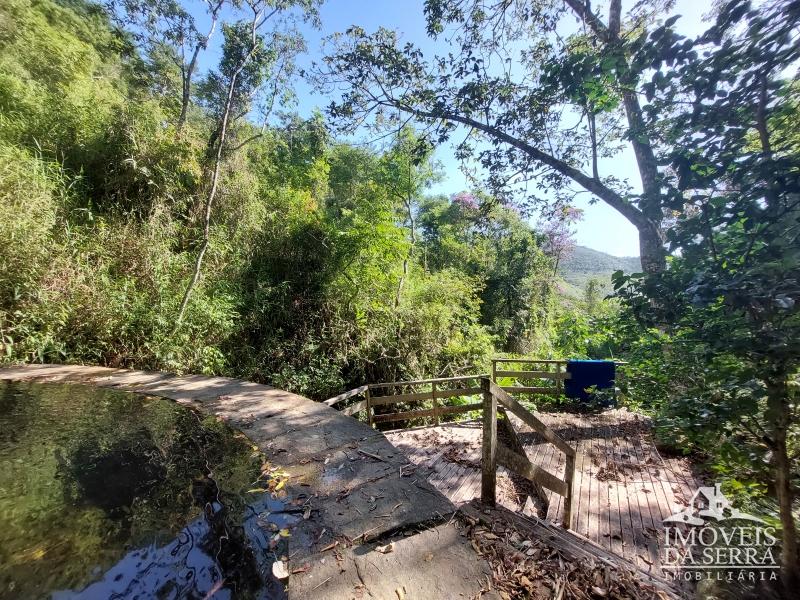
[558,246,641,296]
[0,0,615,400]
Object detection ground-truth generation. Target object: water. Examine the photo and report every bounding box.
[0,380,291,599]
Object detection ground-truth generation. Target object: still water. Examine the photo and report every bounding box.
[0,380,291,599]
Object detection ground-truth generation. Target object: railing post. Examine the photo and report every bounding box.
[432,381,439,426]
[556,360,563,396]
[366,387,373,428]
[491,359,497,384]
[481,377,497,507]
[562,451,576,529]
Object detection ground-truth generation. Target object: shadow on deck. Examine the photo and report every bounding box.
[385,408,699,577]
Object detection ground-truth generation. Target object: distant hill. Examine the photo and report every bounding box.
[558,246,641,297]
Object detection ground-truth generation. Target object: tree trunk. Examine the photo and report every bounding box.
[638,220,666,274]
[173,40,257,330]
[176,1,223,132]
[767,373,800,593]
[395,195,416,308]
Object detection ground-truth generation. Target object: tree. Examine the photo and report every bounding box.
[318,0,690,274]
[174,0,320,329]
[614,0,800,589]
[539,206,583,276]
[376,128,442,306]
[109,0,227,130]
[417,191,552,352]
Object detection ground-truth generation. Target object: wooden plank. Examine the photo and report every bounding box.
[624,417,662,570]
[586,417,601,546]
[520,421,552,515]
[568,417,588,536]
[563,451,576,529]
[614,417,651,570]
[341,399,368,416]
[481,379,497,506]
[496,443,569,497]
[372,404,481,424]
[499,411,548,508]
[438,402,483,416]
[500,386,559,395]
[432,382,439,426]
[602,418,626,559]
[492,358,566,364]
[366,387,373,427]
[594,421,611,551]
[372,407,437,423]
[540,421,564,522]
[370,391,432,406]
[435,386,482,399]
[323,385,368,406]
[610,418,637,563]
[368,374,486,388]
[494,370,571,380]
[490,381,575,457]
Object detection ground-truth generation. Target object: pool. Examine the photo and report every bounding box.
[0,380,292,599]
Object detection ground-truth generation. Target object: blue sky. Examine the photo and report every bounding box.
[193,0,712,257]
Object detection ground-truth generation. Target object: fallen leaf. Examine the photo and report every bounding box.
[375,542,395,554]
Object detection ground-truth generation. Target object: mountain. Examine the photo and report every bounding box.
[558,246,642,297]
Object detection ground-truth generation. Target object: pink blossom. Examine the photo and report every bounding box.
[452,191,478,210]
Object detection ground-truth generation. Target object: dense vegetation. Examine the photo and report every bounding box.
[0,0,610,400]
[0,0,798,593]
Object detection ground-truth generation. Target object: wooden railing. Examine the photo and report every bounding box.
[481,379,577,529]
[491,358,571,396]
[324,375,487,427]
[326,373,578,529]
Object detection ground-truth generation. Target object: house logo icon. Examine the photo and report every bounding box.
[663,483,765,526]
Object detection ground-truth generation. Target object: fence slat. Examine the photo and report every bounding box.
[341,399,368,416]
[490,381,575,457]
[481,378,497,506]
[370,391,432,406]
[494,370,570,379]
[368,374,487,388]
[371,403,482,423]
[500,386,560,395]
[496,443,568,497]
[323,385,369,406]
[435,386,483,399]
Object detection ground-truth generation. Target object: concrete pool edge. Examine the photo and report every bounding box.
[0,364,498,599]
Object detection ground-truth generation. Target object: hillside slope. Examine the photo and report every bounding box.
[558,246,641,296]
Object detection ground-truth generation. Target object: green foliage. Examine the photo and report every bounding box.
[0,0,616,405]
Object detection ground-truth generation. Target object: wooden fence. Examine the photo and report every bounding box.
[323,375,487,427]
[491,358,571,396]
[325,373,578,529]
[480,378,577,529]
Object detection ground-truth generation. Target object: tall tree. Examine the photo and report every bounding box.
[109,0,227,130]
[319,0,687,273]
[615,0,800,589]
[174,0,320,328]
[377,128,441,306]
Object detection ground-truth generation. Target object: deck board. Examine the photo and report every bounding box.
[384,408,698,576]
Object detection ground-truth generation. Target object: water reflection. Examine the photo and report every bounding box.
[53,495,293,600]
[0,380,289,599]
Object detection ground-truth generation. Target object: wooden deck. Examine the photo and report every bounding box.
[385,408,699,575]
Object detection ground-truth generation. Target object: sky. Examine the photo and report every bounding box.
[192,0,714,257]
